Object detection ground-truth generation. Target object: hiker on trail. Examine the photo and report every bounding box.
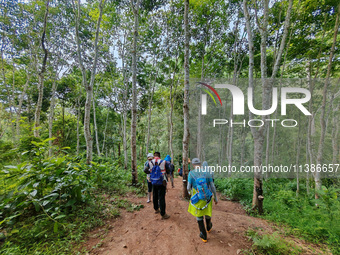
[144,152,171,219]
[145,153,154,203]
[187,158,218,243]
[164,155,175,188]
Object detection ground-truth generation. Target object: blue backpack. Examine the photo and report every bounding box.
[195,177,212,201]
[190,174,212,207]
[150,159,164,186]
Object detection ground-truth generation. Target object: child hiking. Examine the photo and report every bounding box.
[187,158,218,243]
[144,152,171,219]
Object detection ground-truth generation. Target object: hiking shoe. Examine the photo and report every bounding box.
[200,233,208,243]
[198,220,207,242]
[161,214,170,220]
[154,209,160,214]
[206,218,213,233]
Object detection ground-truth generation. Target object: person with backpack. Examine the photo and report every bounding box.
[144,152,171,219]
[145,153,154,203]
[187,158,218,243]
[164,155,175,188]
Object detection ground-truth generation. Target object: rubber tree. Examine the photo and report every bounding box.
[130,0,141,184]
[34,0,50,138]
[72,0,107,164]
[182,0,190,199]
[243,0,292,214]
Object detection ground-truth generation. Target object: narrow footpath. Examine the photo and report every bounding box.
[83,178,330,255]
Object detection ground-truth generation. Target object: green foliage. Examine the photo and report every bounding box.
[0,140,145,254]
[215,178,340,253]
[18,136,42,159]
[0,141,17,168]
[247,229,302,255]
[215,178,253,205]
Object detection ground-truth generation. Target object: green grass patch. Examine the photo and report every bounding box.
[215,178,340,254]
[246,229,302,255]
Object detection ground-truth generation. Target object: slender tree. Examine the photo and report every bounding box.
[182,0,190,199]
[72,0,107,164]
[34,0,50,137]
[130,0,141,184]
[315,4,340,197]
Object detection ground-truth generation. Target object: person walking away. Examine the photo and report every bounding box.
[145,153,154,203]
[164,155,175,188]
[144,152,171,219]
[187,158,218,243]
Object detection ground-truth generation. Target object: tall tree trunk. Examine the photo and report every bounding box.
[243,0,264,214]
[146,66,158,154]
[227,10,241,172]
[332,104,339,165]
[130,0,140,184]
[16,72,30,140]
[34,0,50,138]
[306,132,310,194]
[102,111,109,153]
[120,32,130,170]
[123,109,128,168]
[93,92,101,155]
[270,0,293,166]
[48,75,57,157]
[197,55,204,160]
[169,60,179,164]
[73,0,106,164]
[307,61,314,194]
[315,6,339,197]
[243,0,293,214]
[11,62,16,141]
[182,0,190,199]
[296,115,302,196]
[169,84,174,163]
[76,100,80,156]
[240,128,246,166]
[265,124,270,178]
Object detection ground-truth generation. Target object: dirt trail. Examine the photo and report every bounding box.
[83,178,329,255]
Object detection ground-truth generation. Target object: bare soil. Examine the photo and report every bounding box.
[82,177,332,255]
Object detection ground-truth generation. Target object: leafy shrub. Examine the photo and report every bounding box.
[0,141,17,168]
[247,230,302,255]
[215,178,253,204]
[215,178,340,253]
[18,136,42,160]
[0,138,146,254]
[0,139,95,230]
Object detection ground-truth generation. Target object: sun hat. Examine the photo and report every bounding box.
[191,158,200,165]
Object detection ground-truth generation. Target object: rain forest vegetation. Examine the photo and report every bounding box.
[0,0,339,254]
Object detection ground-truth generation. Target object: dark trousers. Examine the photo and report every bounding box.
[153,185,166,216]
[147,181,152,192]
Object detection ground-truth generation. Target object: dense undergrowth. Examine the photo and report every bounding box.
[0,139,145,254]
[215,178,340,254]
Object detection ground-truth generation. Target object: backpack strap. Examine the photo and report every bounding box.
[149,160,154,169]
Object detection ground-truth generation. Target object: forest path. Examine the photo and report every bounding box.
[83,177,329,255]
